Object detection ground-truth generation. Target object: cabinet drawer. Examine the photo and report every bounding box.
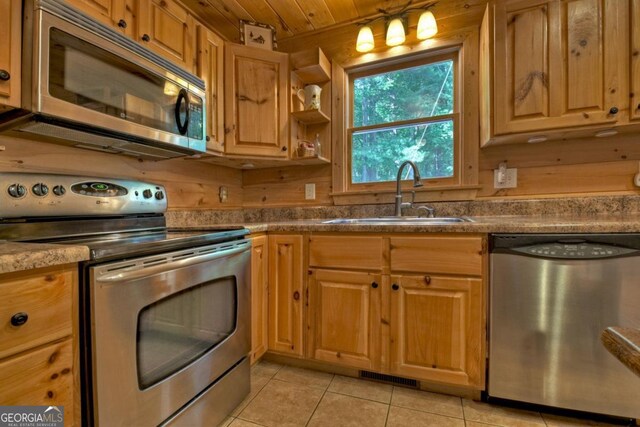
[390,236,484,276]
[0,268,74,359]
[0,339,74,414]
[309,235,383,270]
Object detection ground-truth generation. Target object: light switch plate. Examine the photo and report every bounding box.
[305,183,316,200]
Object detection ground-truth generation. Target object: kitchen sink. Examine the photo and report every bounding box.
[322,217,474,225]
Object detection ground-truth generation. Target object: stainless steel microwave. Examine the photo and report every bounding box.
[0,0,207,159]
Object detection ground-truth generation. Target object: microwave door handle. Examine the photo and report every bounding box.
[96,242,249,283]
[174,88,190,135]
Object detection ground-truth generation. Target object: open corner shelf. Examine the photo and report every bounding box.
[291,109,331,125]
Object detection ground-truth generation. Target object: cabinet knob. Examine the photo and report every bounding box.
[424,275,431,285]
[636,104,640,110]
[293,291,300,301]
[0,70,10,81]
[392,283,399,291]
[371,282,378,289]
[142,34,150,42]
[609,107,619,115]
[117,19,127,28]
[10,312,28,327]
[206,135,211,142]
[281,146,287,152]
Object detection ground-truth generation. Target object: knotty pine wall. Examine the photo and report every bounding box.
[0,136,243,210]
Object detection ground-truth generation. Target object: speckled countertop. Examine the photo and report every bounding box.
[0,242,90,275]
[4,209,640,274]
[168,214,640,234]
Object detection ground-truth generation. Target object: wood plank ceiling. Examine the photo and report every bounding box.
[182,0,488,49]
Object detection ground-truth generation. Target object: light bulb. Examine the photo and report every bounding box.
[386,18,405,47]
[417,10,438,40]
[356,26,375,52]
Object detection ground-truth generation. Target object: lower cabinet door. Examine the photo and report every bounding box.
[251,235,269,363]
[268,235,304,356]
[390,274,484,388]
[309,269,382,370]
[0,339,75,425]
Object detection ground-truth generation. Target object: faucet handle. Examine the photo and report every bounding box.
[417,205,436,218]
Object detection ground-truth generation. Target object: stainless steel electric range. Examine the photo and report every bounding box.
[0,172,251,427]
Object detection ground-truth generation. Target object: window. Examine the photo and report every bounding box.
[348,53,459,189]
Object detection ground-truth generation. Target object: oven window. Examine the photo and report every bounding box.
[136,277,237,389]
[48,28,203,139]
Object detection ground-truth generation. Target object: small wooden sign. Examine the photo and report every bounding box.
[240,20,277,51]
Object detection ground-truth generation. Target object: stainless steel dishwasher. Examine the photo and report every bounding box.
[489,234,640,420]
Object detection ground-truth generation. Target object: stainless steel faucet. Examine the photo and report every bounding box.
[394,160,423,216]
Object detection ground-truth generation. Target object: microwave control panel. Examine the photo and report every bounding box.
[0,172,167,218]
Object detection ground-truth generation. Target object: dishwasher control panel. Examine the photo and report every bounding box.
[513,242,638,259]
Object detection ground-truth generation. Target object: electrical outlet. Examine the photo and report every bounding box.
[219,186,228,203]
[494,168,517,188]
[305,183,316,200]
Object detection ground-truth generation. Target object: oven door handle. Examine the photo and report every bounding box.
[96,242,250,283]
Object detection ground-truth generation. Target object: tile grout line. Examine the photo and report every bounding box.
[304,374,335,427]
[384,387,396,427]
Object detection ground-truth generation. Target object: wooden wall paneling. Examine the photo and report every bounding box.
[477,159,640,198]
[331,62,347,195]
[242,164,333,207]
[461,29,480,187]
[320,0,359,23]
[234,0,294,39]
[179,0,242,42]
[0,136,244,209]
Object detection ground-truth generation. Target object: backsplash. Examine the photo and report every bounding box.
[166,194,640,226]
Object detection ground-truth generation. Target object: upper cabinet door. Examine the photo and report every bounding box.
[138,0,195,72]
[224,44,289,158]
[631,0,640,120]
[492,0,627,136]
[197,26,225,153]
[65,0,123,27]
[0,0,21,110]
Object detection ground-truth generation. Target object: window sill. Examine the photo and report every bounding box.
[330,185,481,206]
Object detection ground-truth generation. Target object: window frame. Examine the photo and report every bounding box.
[347,51,460,191]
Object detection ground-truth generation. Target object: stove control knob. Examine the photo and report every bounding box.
[7,184,26,198]
[154,191,165,200]
[52,185,66,196]
[32,183,49,197]
[143,189,153,199]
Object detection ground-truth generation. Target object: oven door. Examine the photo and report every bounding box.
[89,239,250,427]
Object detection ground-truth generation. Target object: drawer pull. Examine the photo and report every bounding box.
[10,312,28,326]
[371,282,378,289]
[117,19,127,28]
[142,34,150,42]
[392,283,399,291]
[0,70,10,81]
[293,291,300,301]
[424,275,431,285]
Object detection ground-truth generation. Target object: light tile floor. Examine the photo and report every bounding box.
[219,361,634,427]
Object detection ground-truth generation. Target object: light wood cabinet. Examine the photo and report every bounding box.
[481,0,628,145]
[0,265,79,426]
[138,0,195,72]
[390,274,484,388]
[0,0,21,112]
[268,234,304,356]
[308,269,382,370]
[224,44,289,158]
[631,0,640,121]
[197,25,225,153]
[251,235,269,364]
[306,233,487,390]
[65,0,140,38]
